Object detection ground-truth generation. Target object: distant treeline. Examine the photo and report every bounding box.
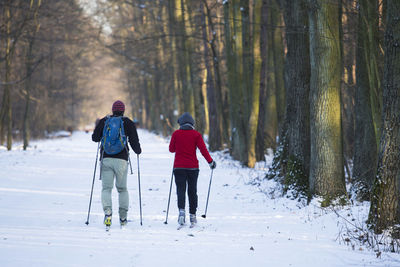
[0,0,97,149]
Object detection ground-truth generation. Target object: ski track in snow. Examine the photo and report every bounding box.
[0,130,399,267]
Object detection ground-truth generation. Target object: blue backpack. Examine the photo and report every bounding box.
[101,116,127,155]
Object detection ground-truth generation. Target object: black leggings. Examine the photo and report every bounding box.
[174,169,199,215]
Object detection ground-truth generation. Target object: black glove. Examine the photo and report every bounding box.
[209,160,216,169]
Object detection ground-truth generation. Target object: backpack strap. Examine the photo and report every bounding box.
[101,115,112,146]
[119,117,126,146]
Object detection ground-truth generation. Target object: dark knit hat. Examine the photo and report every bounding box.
[177,112,195,126]
[112,100,125,113]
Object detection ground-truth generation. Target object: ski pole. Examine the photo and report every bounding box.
[128,154,133,175]
[137,155,143,226]
[164,169,174,224]
[99,145,104,180]
[125,144,133,175]
[85,142,100,225]
[201,169,214,219]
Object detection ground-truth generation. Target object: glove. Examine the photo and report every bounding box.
[209,160,216,169]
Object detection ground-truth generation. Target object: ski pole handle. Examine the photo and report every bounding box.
[128,155,133,175]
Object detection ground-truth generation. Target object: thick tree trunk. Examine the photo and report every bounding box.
[273,0,310,191]
[308,0,346,199]
[368,0,400,233]
[352,0,378,200]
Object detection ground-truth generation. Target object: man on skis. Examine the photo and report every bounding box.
[92,100,141,229]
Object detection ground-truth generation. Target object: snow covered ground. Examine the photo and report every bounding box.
[1,130,399,267]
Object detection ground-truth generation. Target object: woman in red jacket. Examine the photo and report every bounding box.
[169,112,216,226]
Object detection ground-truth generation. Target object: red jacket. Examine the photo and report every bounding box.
[169,129,213,169]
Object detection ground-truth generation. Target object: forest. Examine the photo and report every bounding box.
[0,0,399,236]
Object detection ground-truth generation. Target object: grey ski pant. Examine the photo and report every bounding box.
[101,157,129,220]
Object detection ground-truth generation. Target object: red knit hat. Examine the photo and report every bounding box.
[112,100,125,113]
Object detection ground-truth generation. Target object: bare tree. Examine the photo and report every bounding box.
[368,0,400,233]
[308,0,346,200]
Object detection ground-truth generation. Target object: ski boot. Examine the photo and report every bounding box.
[178,209,185,226]
[189,214,197,228]
[104,214,112,231]
[120,218,128,229]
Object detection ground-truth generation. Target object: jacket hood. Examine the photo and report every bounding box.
[177,112,195,126]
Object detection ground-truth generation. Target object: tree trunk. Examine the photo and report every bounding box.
[237,0,252,166]
[201,67,209,136]
[352,0,379,200]
[247,0,262,167]
[308,0,346,199]
[23,2,41,149]
[225,1,248,164]
[366,0,383,148]
[178,0,195,116]
[264,23,278,150]
[5,2,13,150]
[203,0,223,150]
[341,0,357,161]
[270,0,310,192]
[23,37,35,150]
[272,0,285,134]
[255,0,269,161]
[368,0,400,233]
[168,0,183,115]
[201,1,221,151]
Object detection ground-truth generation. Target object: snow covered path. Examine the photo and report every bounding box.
[1,130,399,266]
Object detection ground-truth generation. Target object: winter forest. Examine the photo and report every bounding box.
[1,0,400,266]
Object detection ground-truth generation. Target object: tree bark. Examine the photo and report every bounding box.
[5,2,13,150]
[202,0,223,150]
[23,38,34,150]
[23,1,41,150]
[368,0,400,233]
[255,0,269,161]
[270,0,310,190]
[352,0,379,200]
[247,0,263,167]
[272,0,286,134]
[201,1,221,151]
[225,1,249,164]
[178,0,195,116]
[308,0,346,199]
[168,0,183,115]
